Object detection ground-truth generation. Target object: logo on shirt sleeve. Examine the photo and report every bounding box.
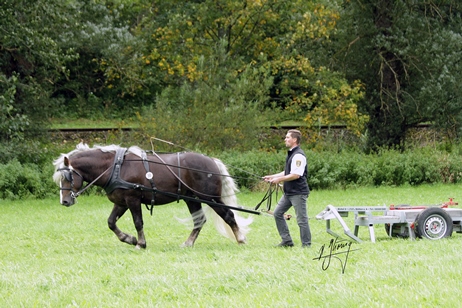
[296,160,301,167]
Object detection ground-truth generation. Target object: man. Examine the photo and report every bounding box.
[263,129,311,248]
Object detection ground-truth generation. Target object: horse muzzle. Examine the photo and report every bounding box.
[61,191,77,207]
[61,200,75,207]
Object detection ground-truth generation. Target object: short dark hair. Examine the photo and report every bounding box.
[288,129,301,144]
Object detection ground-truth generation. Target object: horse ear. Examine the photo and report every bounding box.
[64,156,70,167]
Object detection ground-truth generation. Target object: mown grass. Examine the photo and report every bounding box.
[1,183,462,307]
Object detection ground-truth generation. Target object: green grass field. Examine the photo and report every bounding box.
[1,184,462,307]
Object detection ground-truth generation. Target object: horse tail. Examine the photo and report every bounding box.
[205,158,253,241]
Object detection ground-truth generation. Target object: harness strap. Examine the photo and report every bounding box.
[103,148,131,194]
[141,150,157,215]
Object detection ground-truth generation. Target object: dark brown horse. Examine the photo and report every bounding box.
[53,143,252,249]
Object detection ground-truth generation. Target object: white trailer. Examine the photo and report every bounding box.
[315,199,462,243]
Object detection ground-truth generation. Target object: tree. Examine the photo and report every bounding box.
[53,0,144,118]
[334,0,462,150]
[0,74,29,141]
[0,0,78,140]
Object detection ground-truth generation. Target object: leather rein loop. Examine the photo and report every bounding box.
[254,183,281,212]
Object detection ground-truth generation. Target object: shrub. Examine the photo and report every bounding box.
[438,152,462,183]
[0,140,56,165]
[0,160,56,200]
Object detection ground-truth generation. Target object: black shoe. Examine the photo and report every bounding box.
[276,242,294,248]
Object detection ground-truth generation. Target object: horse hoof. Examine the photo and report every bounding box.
[135,242,146,249]
[237,235,247,244]
[121,234,138,246]
[180,242,193,248]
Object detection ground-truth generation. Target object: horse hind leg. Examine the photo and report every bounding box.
[108,204,138,247]
[209,205,247,244]
[181,200,206,247]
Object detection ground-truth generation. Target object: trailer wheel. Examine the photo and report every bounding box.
[414,207,453,240]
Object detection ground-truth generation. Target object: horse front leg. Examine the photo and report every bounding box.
[181,200,206,247]
[128,201,146,249]
[108,204,138,246]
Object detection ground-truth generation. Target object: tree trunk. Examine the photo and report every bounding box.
[366,0,407,151]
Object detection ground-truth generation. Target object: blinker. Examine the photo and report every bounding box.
[63,170,73,182]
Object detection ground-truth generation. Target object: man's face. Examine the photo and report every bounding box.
[284,133,297,148]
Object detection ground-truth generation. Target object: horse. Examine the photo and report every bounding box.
[52,142,253,249]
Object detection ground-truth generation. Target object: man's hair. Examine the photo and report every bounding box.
[288,129,302,144]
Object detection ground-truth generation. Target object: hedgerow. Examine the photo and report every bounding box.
[1,146,462,200]
[220,147,462,191]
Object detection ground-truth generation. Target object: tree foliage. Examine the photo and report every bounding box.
[0,0,78,141]
[334,0,462,150]
[136,41,274,152]
[53,0,142,118]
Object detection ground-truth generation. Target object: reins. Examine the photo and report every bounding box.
[122,155,275,215]
[75,166,113,198]
[254,183,281,213]
[150,137,264,179]
[148,137,279,214]
[147,150,223,200]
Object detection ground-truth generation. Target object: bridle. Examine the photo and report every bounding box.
[58,166,112,201]
[57,167,83,201]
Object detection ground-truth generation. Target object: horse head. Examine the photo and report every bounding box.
[56,156,85,206]
[53,143,89,207]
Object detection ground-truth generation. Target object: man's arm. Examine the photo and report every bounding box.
[263,172,299,184]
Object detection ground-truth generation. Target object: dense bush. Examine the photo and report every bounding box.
[0,160,56,200]
[0,140,55,165]
[0,139,75,200]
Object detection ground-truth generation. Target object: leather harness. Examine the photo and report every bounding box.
[103,148,158,214]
